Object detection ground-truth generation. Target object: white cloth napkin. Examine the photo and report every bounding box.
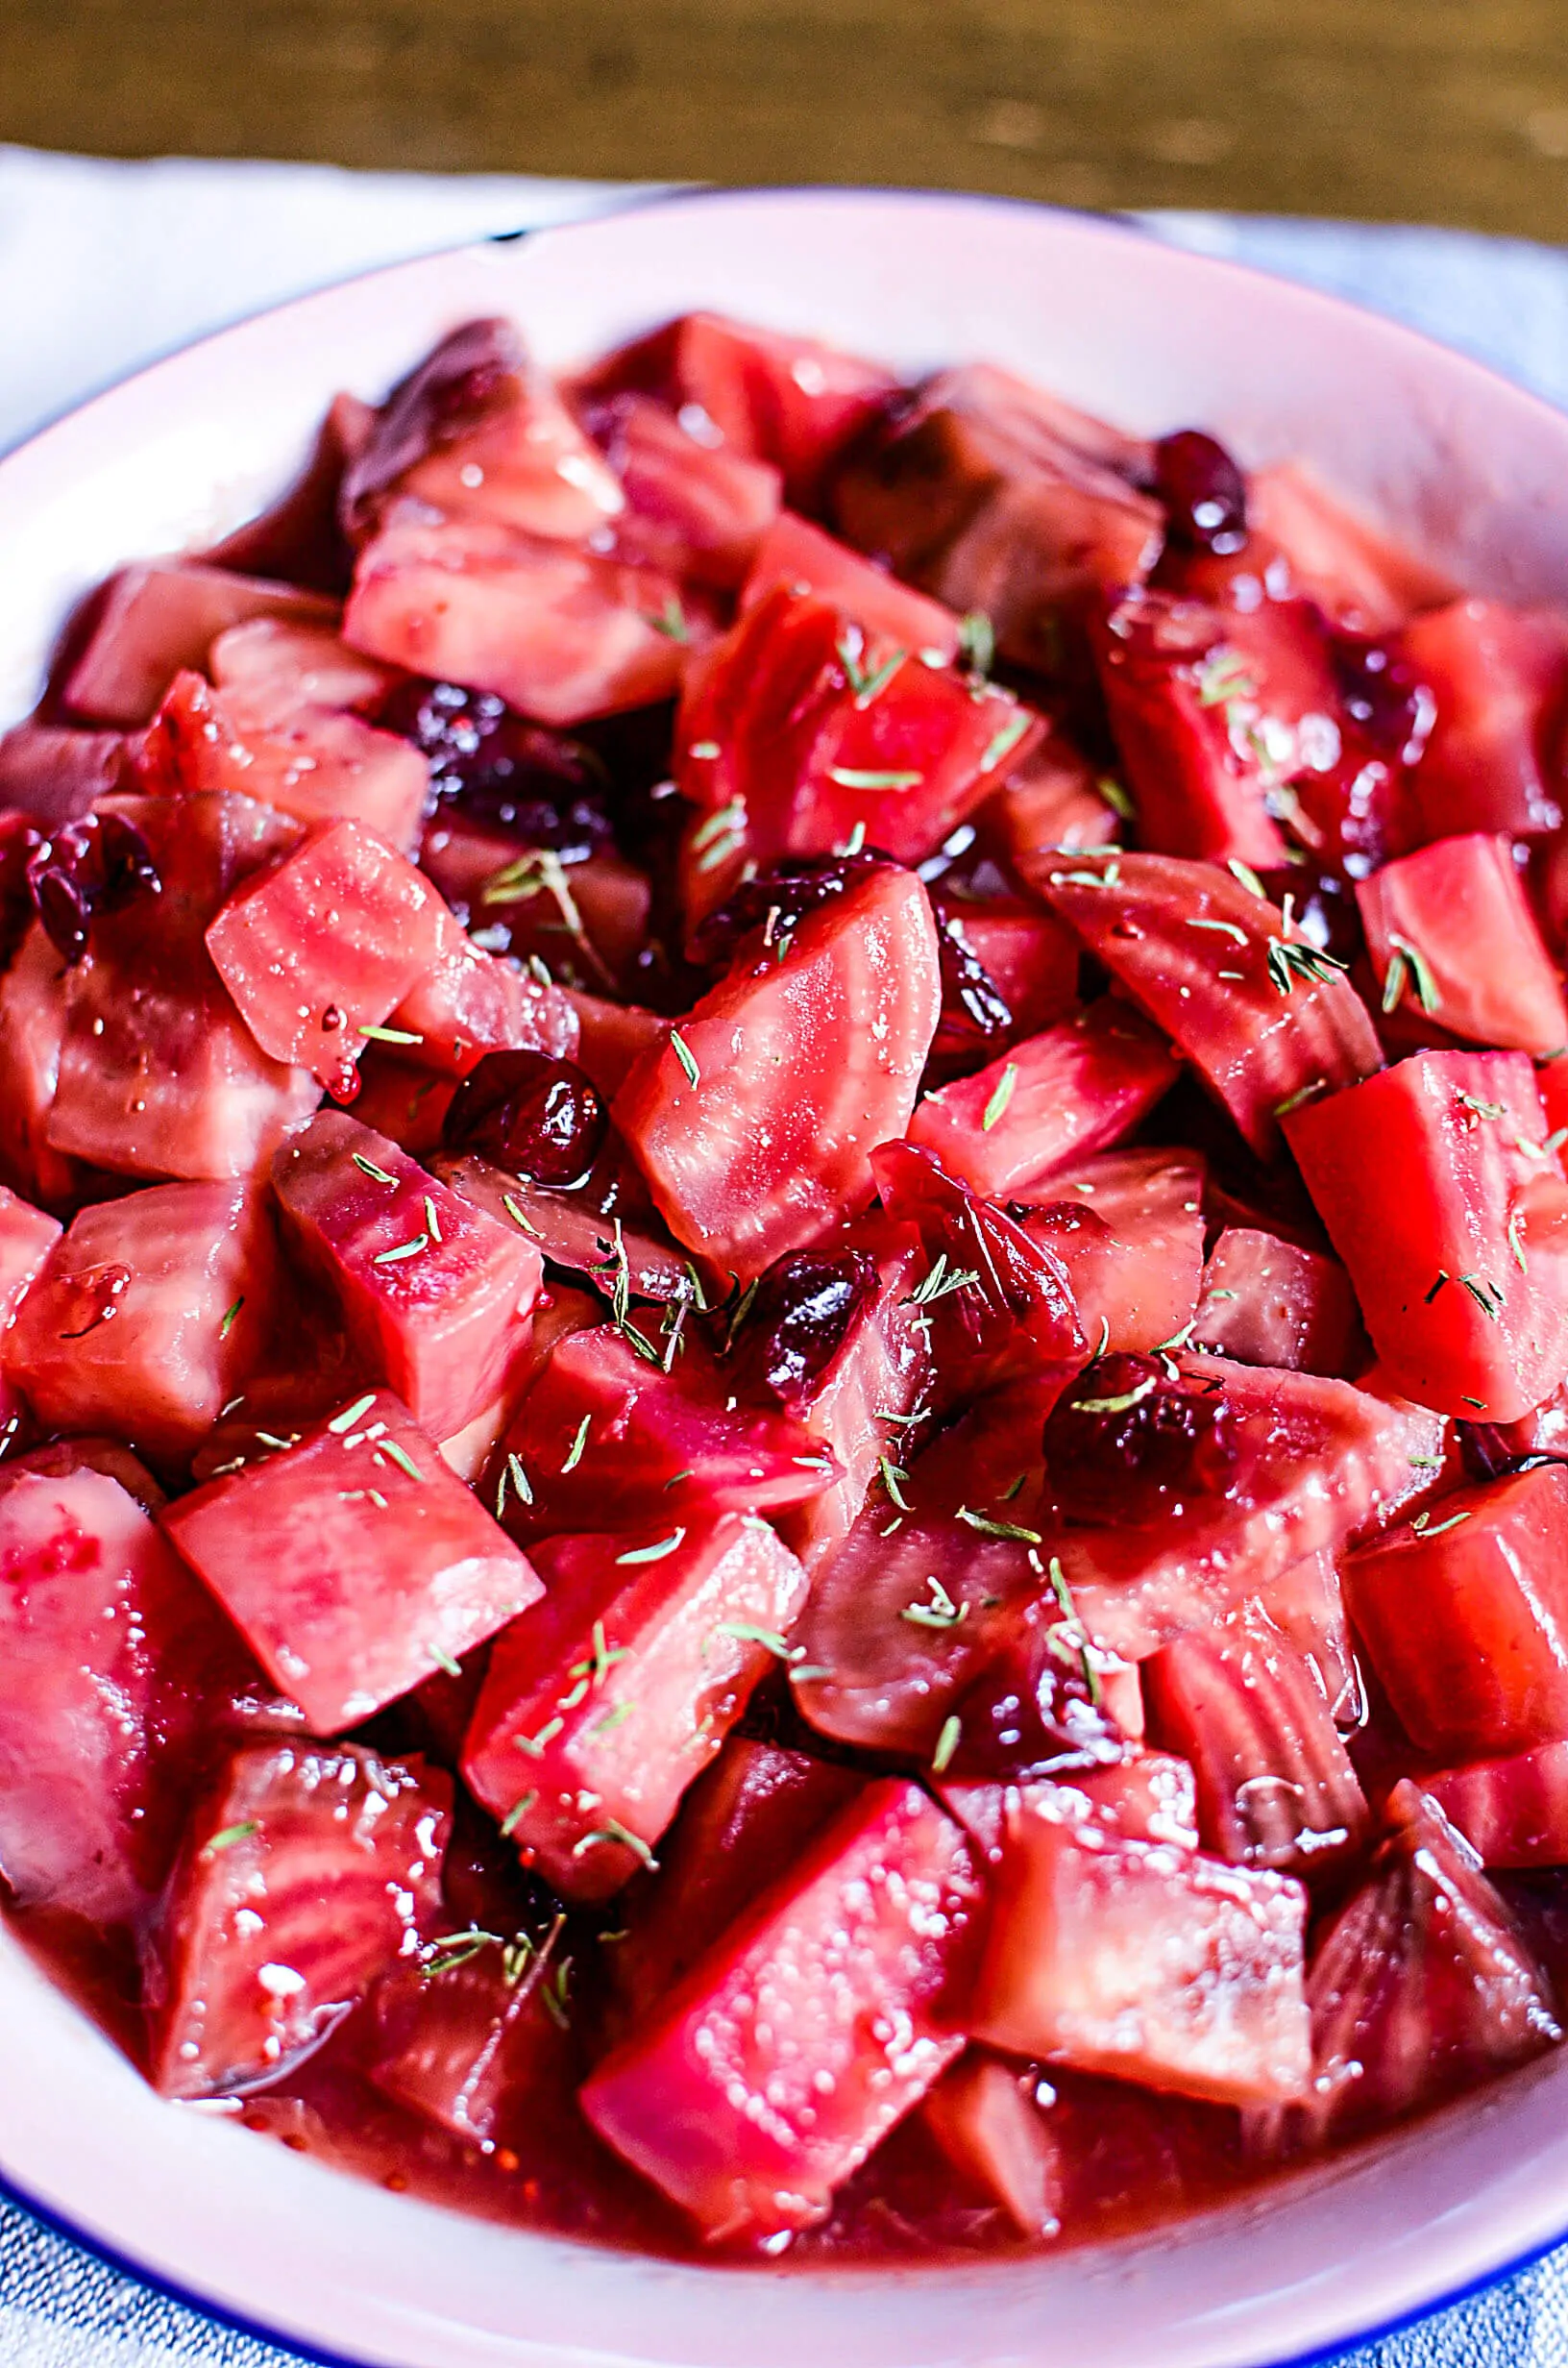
[2,139,1568,2368]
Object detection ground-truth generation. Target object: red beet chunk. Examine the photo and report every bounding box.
[931,900,1081,1078]
[434,1145,701,1312]
[0,721,126,830]
[1142,1611,1367,1875]
[741,511,961,657]
[389,913,580,1082]
[562,991,669,1099]
[1246,460,1454,633]
[922,2054,1062,2238]
[1358,831,1568,1056]
[48,792,319,1183]
[368,1921,575,2146]
[575,311,895,509]
[581,1779,982,2242]
[1426,1740,1568,1868]
[982,729,1122,872]
[344,509,694,730]
[273,1112,542,1442]
[942,1759,1200,1863]
[1399,600,1568,841]
[0,1183,60,1451]
[1272,1783,1559,2149]
[1019,1148,1207,1358]
[607,1738,863,2027]
[1030,850,1384,1160]
[831,363,1161,675]
[0,1462,259,1923]
[341,317,624,543]
[145,1739,451,2098]
[502,1321,837,1539]
[0,925,86,1208]
[673,585,1040,918]
[1345,1463,1568,1758]
[162,1389,543,1734]
[61,561,336,729]
[582,390,781,589]
[1285,1048,1568,1421]
[144,658,429,856]
[463,1513,811,1902]
[1193,1226,1362,1377]
[968,1786,1311,2107]
[909,1000,1179,1200]
[616,862,940,1281]
[207,817,448,1092]
[5,1179,278,1467]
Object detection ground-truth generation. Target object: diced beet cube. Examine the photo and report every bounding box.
[968,1785,1311,2106]
[344,510,695,729]
[1269,1783,1559,2149]
[981,728,1122,872]
[342,318,625,543]
[208,615,398,712]
[1344,1463,1568,1758]
[0,1182,61,1410]
[1142,1611,1368,1875]
[1425,1739,1568,1867]
[616,862,941,1280]
[1192,1226,1362,1377]
[1285,1048,1568,1421]
[206,817,448,1091]
[4,1180,278,1467]
[932,900,1081,1078]
[144,1739,451,2098]
[49,792,320,1183]
[273,1111,543,1441]
[741,511,961,657]
[607,1738,862,2027]
[462,1513,811,1901]
[562,991,669,1099]
[580,1779,982,2241]
[575,311,895,509]
[162,1389,543,1733]
[368,1923,575,2146]
[1400,600,1568,841]
[388,905,580,1081]
[0,1462,258,1922]
[1018,1148,1207,1358]
[0,720,126,829]
[832,365,1161,675]
[583,390,781,589]
[943,1758,1201,1864]
[62,562,337,728]
[1247,460,1453,632]
[1358,830,1568,1056]
[0,925,85,1209]
[1252,1546,1360,1724]
[502,1321,838,1540]
[143,663,429,855]
[346,1051,454,1154]
[1031,850,1384,1160]
[922,2053,1062,2237]
[908,1000,1178,1199]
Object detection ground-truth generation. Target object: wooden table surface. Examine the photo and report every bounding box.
[3,0,1568,243]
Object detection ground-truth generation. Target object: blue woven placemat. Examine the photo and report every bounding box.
[2,148,1567,2365]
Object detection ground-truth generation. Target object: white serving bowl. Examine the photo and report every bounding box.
[2,186,1567,2368]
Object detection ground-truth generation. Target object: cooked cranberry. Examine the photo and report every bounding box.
[1154,431,1248,555]
[340,317,522,533]
[1331,631,1436,767]
[1257,863,1366,968]
[694,851,893,970]
[0,813,43,970]
[94,813,161,910]
[379,678,613,855]
[441,1049,606,1184]
[944,1624,1122,1784]
[727,1250,878,1407]
[33,867,91,965]
[931,904,1013,1054]
[1042,1352,1242,1525]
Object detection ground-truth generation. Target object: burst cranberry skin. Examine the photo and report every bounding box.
[726,1248,878,1408]
[28,810,162,965]
[689,851,884,971]
[441,1048,607,1184]
[1330,630,1435,767]
[944,1625,1123,1785]
[1041,1353,1243,1526]
[377,678,613,853]
[1154,431,1248,555]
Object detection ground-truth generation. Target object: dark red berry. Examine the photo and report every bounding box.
[1330,631,1436,767]
[694,851,890,970]
[379,678,613,855]
[441,1049,606,1184]
[931,903,1014,1058]
[727,1249,878,1408]
[1042,1353,1242,1526]
[944,1620,1122,1784]
[1155,430,1248,555]
[0,812,43,971]
[94,812,161,910]
[33,868,91,965]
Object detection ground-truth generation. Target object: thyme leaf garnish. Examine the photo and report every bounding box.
[981,1062,1019,1132]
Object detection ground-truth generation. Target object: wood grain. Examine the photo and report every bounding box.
[4,0,1568,240]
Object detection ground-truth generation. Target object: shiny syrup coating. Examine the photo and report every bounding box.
[726,1248,879,1408]
[441,1049,607,1185]
[1042,1352,1242,1527]
[1153,430,1248,555]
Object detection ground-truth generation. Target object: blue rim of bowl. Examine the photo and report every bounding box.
[3,176,1567,2368]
